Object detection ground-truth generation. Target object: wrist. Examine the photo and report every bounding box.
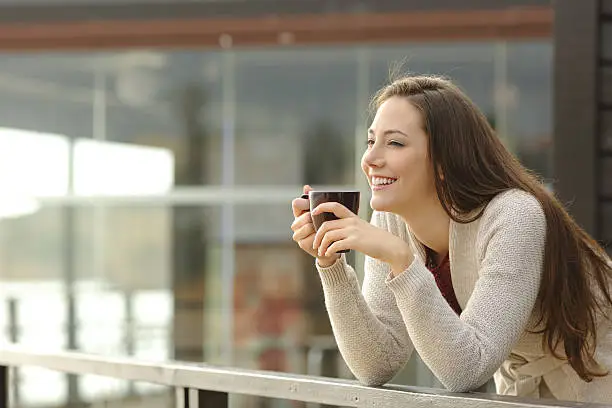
[390,242,414,277]
[316,254,340,268]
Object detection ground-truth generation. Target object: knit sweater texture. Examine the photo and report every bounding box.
[316,189,612,403]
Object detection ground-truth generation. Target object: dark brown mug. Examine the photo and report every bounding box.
[301,190,360,253]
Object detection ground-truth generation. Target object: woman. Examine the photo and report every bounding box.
[290,75,612,402]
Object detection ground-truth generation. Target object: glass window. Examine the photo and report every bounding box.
[0,208,65,281]
[506,41,553,179]
[0,53,95,139]
[98,50,224,186]
[73,207,173,288]
[370,43,496,113]
[234,48,359,187]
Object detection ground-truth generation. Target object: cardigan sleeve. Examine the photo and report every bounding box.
[385,190,546,392]
[316,211,414,386]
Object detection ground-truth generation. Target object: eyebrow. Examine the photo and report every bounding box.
[367,129,409,138]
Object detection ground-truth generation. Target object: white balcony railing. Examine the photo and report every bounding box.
[0,345,606,408]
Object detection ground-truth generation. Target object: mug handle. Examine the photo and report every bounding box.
[301,194,312,214]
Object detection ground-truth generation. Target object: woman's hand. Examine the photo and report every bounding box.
[291,185,340,267]
[311,201,415,276]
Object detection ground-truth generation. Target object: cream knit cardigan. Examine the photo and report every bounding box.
[316,189,612,403]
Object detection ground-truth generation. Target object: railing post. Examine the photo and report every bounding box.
[0,365,8,408]
[124,290,136,396]
[175,387,228,408]
[175,387,186,407]
[7,298,19,405]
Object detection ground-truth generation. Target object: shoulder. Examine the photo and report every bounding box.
[482,189,545,226]
[476,189,547,248]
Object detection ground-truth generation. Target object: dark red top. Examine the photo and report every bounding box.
[426,251,463,316]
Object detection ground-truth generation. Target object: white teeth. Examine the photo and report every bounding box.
[372,177,396,186]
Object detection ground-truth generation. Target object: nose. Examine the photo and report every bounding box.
[362,144,385,168]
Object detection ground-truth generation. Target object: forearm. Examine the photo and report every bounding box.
[317,256,413,386]
[387,263,496,391]
[387,260,537,392]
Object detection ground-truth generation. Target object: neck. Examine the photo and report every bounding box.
[398,196,450,256]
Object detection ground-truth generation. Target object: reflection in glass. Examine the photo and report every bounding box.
[101,50,224,187]
[0,53,95,142]
[73,139,174,196]
[0,126,174,199]
[370,43,496,112]
[234,49,359,187]
[0,204,222,405]
[506,42,553,179]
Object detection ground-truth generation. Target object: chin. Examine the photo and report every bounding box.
[370,197,394,213]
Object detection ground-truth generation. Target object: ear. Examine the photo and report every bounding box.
[437,165,444,181]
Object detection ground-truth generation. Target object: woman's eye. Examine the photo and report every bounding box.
[389,140,404,147]
[366,139,375,146]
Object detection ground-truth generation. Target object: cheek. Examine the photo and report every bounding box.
[395,151,419,174]
[360,154,368,175]
[398,152,431,186]
[418,159,437,193]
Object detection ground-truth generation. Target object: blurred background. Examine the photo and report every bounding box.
[0,0,608,407]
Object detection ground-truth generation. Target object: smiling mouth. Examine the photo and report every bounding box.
[371,176,397,187]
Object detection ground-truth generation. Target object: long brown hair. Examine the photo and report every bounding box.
[372,75,612,382]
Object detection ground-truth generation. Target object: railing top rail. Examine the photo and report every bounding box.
[0,346,605,408]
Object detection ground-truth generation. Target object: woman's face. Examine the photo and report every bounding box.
[361,96,437,213]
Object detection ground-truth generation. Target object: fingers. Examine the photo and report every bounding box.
[292,196,310,218]
[298,236,316,254]
[325,239,351,257]
[292,222,315,243]
[293,224,316,255]
[312,201,356,219]
[291,185,320,258]
[316,229,347,257]
[312,218,345,250]
[313,218,356,255]
[292,185,313,217]
[290,212,312,232]
[291,211,316,256]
